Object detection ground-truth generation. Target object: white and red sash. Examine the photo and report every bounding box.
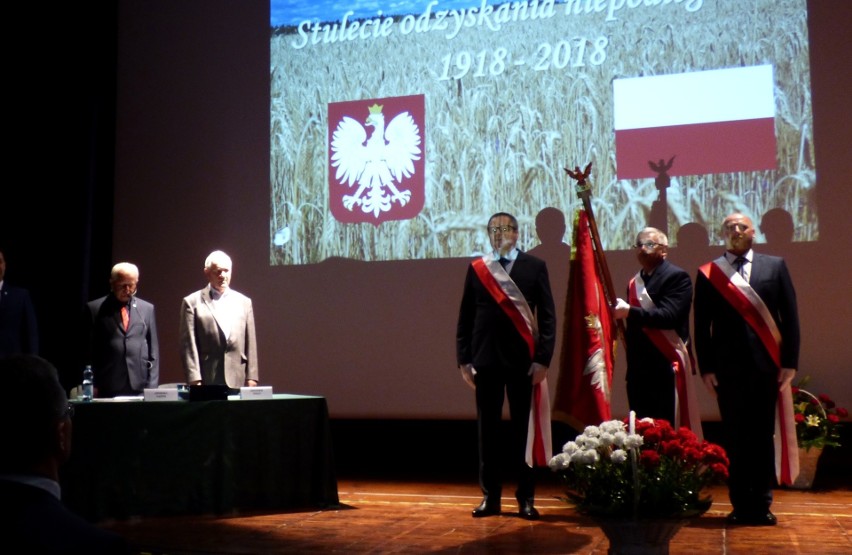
[628,274,703,440]
[699,256,798,484]
[472,255,552,468]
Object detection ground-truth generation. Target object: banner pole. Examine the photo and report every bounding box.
[564,162,626,346]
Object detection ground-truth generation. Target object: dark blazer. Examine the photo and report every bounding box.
[456,251,556,370]
[85,294,159,396]
[0,479,128,554]
[0,282,39,357]
[694,252,800,375]
[624,259,693,381]
[180,286,258,389]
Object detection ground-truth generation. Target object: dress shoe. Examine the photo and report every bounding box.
[726,510,745,525]
[749,512,777,526]
[726,510,777,526]
[518,500,540,520]
[472,499,500,517]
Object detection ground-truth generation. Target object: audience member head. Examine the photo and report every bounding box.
[760,208,795,245]
[0,355,72,478]
[676,222,709,248]
[534,207,566,245]
[109,262,139,304]
[204,250,233,293]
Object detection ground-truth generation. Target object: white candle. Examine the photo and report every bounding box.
[629,410,635,434]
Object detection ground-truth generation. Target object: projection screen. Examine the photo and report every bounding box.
[270,0,816,265]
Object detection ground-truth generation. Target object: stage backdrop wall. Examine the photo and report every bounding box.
[112,0,851,419]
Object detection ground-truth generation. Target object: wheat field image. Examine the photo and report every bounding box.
[270,0,814,265]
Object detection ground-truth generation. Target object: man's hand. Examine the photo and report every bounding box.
[460,364,476,389]
[246,379,258,387]
[779,368,796,387]
[613,298,630,319]
[528,362,548,385]
[702,373,718,396]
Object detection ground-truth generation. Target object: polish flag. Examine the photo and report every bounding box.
[613,65,777,180]
[552,210,615,431]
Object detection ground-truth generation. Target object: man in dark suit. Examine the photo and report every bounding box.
[456,212,556,520]
[0,355,129,554]
[0,248,39,357]
[84,262,159,397]
[694,212,800,526]
[613,227,699,432]
[180,250,258,389]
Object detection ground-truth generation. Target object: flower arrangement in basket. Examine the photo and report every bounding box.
[792,376,848,452]
[548,415,729,519]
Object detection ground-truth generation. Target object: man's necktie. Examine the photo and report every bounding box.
[734,256,747,277]
[499,257,510,270]
[121,305,130,332]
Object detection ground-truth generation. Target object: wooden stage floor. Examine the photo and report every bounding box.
[101,478,852,554]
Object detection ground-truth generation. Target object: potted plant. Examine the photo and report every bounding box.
[549,414,729,554]
[790,376,848,488]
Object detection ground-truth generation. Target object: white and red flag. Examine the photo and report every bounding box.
[613,65,777,180]
[552,210,615,431]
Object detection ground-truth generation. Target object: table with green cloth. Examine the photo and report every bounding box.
[60,394,339,521]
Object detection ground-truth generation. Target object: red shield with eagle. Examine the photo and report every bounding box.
[328,94,425,226]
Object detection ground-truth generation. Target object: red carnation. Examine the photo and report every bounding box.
[639,450,661,468]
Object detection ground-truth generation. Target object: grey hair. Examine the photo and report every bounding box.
[110,262,139,281]
[204,250,232,269]
[638,227,668,247]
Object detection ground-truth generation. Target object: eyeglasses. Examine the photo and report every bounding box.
[633,241,663,250]
[61,403,75,419]
[487,225,517,233]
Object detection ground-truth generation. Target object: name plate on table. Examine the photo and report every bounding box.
[240,386,273,399]
[144,388,179,401]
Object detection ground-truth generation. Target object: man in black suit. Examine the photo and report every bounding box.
[456,212,556,520]
[0,355,129,553]
[613,227,699,432]
[694,212,800,526]
[0,248,39,357]
[84,262,159,397]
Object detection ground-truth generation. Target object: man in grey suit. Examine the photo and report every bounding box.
[179,250,258,389]
[84,262,159,397]
[694,212,800,527]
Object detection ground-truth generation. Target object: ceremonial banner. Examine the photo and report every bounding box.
[552,210,615,431]
[614,65,777,179]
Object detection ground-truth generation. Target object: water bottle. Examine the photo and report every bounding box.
[82,365,94,401]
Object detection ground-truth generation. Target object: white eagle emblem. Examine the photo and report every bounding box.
[584,313,611,401]
[330,104,422,218]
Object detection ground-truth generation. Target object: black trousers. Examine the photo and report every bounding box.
[716,368,778,515]
[474,364,535,503]
[626,365,676,426]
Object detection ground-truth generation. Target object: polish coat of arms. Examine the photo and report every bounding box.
[328,95,425,225]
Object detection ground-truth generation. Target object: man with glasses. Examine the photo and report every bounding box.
[694,212,799,526]
[456,212,556,520]
[613,228,700,434]
[83,262,159,398]
[0,355,129,552]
